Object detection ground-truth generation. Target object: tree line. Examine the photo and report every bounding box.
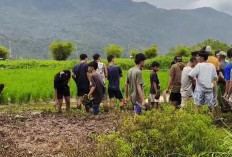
[0,39,231,60]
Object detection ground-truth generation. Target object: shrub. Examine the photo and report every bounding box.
[49,41,74,61]
[130,49,139,58]
[0,46,9,60]
[105,44,123,58]
[168,45,191,57]
[97,103,231,157]
[143,45,158,59]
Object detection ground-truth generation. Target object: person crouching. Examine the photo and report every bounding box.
[54,70,71,113]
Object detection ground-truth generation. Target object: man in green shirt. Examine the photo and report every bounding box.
[125,53,146,114]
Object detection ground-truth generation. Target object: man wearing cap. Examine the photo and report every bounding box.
[216,51,230,111]
[205,46,219,107]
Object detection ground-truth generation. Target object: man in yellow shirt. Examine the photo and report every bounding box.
[205,46,219,107]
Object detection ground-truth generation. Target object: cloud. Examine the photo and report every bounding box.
[133,0,232,15]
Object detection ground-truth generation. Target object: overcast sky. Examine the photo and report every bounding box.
[134,0,232,15]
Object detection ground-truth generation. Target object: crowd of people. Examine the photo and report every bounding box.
[53,46,232,119]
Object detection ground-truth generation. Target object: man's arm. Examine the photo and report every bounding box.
[104,63,108,78]
[137,84,145,104]
[119,67,123,77]
[88,86,96,98]
[167,66,175,91]
[153,82,158,93]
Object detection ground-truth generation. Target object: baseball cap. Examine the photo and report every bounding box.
[216,51,227,57]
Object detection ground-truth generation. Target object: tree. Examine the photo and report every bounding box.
[191,39,230,53]
[143,45,158,59]
[0,46,9,60]
[49,41,74,61]
[105,44,123,58]
[168,45,191,57]
[130,49,139,58]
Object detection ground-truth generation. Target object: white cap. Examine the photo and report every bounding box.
[205,46,212,53]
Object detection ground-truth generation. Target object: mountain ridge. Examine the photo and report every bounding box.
[0,0,231,59]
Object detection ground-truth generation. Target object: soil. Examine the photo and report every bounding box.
[0,111,122,157]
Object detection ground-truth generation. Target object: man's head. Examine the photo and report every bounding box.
[88,61,98,73]
[216,51,227,61]
[93,53,101,61]
[107,55,115,64]
[202,46,212,55]
[189,56,197,68]
[80,54,88,62]
[151,61,160,72]
[227,48,232,61]
[191,51,199,57]
[175,56,182,63]
[60,70,71,80]
[135,53,146,68]
[198,50,209,62]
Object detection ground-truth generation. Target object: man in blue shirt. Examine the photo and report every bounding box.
[73,54,90,110]
[224,48,232,99]
[107,55,124,110]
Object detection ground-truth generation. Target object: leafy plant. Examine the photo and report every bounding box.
[143,45,158,59]
[168,45,191,57]
[49,41,74,61]
[97,103,231,157]
[130,49,139,58]
[0,45,9,60]
[105,44,124,58]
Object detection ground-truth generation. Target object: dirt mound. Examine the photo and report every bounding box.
[0,112,121,157]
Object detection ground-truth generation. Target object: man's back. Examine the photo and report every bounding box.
[73,62,89,89]
[107,65,122,90]
[127,67,144,104]
[189,63,217,90]
[169,62,185,93]
[97,62,105,84]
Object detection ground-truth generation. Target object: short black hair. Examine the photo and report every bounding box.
[191,51,199,57]
[93,53,101,61]
[198,50,209,61]
[227,48,232,58]
[80,54,88,60]
[151,61,160,68]
[190,56,197,62]
[60,70,71,80]
[215,50,220,56]
[134,53,146,65]
[175,56,182,62]
[107,55,115,63]
[88,61,98,70]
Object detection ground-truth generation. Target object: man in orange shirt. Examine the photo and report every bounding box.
[205,46,219,107]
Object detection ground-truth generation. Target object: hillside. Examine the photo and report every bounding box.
[0,0,232,59]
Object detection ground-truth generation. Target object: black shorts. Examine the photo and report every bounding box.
[108,89,123,100]
[78,88,90,97]
[57,87,70,99]
[170,92,181,103]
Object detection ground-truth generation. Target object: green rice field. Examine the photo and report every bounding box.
[0,67,169,104]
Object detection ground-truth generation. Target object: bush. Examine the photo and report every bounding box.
[130,49,139,58]
[49,41,74,61]
[0,46,9,60]
[105,44,123,58]
[143,45,158,59]
[168,45,191,57]
[97,103,231,157]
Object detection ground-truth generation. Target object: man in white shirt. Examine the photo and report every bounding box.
[189,50,218,110]
[180,57,197,107]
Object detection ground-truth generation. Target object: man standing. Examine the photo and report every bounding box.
[87,61,105,120]
[125,53,146,114]
[0,84,4,94]
[107,55,124,110]
[93,53,108,112]
[167,56,185,109]
[73,54,90,110]
[205,46,220,107]
[180,57,197,107]
[189,50,217,110]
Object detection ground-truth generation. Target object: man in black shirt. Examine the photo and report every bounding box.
[150,61,160,109]
[54,70,71,113]
[72,54,90,110]
[0,84,4,94]
[107,55,124,109]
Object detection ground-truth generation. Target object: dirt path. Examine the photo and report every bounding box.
[0,111,122,157]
